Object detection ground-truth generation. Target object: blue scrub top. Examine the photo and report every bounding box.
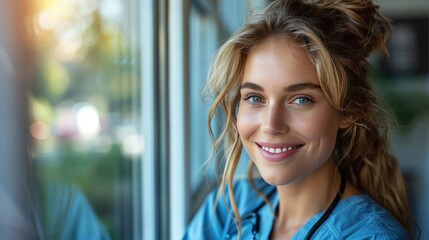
[183,178,409,239]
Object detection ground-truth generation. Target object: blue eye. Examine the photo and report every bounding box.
[244,95,264,104]
[293,96,313,105]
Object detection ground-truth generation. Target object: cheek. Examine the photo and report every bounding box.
[237,108,261,139]
[293,109,340,141]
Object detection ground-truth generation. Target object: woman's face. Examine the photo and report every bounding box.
[237,37,346,186]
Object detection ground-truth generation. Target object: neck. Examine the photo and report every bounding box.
[274,160,341,230]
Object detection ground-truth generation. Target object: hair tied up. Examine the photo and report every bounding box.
[310,0,391,59]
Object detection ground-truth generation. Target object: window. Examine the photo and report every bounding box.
[27,0,141,239]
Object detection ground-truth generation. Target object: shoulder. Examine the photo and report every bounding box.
[190,177,274,218]
[322,194,410,239]
[183,178,275,240]
[232,177,276,215]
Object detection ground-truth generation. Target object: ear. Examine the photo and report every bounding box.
[338,113,354,129]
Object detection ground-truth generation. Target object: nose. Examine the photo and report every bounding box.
[262,103,288,135]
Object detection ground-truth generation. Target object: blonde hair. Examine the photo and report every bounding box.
[205,0,415,237]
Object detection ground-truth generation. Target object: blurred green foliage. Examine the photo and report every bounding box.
[30,2,138,238]
[36,142,129,233]
[371,55,429,131]
[383,89,429,129]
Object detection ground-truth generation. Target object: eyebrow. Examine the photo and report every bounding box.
[284,83,321,92]
[240,82,264,91]
[240,82,321,92]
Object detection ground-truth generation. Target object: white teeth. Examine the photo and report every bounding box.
[261,145,298,154]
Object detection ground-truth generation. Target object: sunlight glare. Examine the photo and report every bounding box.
[75,103,101,139]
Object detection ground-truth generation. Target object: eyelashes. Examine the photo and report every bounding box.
[242,94,264,104]
[241,94,315,107]
[292,96,314,105]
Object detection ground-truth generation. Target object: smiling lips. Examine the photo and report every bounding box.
[257,143,303,162]
[261,145,301,154]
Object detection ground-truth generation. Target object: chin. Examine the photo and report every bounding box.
[260,172,295,186]
[258,166,312,187]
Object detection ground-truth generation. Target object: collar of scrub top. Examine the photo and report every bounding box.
[222,180,277,239]
[222,172,346,240]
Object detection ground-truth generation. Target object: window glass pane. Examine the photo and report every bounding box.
[28,0,140,239]
[187,0,258,219]
[188,5,218,211]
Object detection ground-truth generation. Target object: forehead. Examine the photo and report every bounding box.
[243,36,319,85]
[249,36,308,62]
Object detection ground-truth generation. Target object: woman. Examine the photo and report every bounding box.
[184,0,416,239]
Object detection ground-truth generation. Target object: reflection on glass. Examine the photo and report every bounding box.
[28,0,140,239]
